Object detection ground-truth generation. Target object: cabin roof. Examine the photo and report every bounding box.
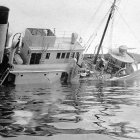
[23,28,85,51]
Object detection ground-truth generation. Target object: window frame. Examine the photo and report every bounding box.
[46,53,50,59]
[56,53,61,59]
[66,52,70,59]
[61,53,66,59]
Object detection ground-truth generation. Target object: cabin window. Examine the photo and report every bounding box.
[56,53,61,59]
[30,53,42,64]
[71,52,75,58]
[66,52,70,59]
[46,53,50,59]
[61,53,66,59]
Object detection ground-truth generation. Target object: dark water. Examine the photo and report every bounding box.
[0,79,140,139]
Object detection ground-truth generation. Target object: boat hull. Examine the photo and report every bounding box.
[9,71,63,85]
[8,63,80,85]
[109,69,140,81]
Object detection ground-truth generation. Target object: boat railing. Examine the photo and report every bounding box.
[55,31,83,44]
[55,31,73,38]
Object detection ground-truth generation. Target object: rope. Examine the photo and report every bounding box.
[85,0,122,53]
[83,0,107,34]
[116,8,140,45]
[84,7,112,53]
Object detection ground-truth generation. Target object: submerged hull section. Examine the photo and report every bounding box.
[10,71,63,85]
[8,63,80,85]
[109,69,140,81]
[11,71,80,85]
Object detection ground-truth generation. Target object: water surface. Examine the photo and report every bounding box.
[0,79,140,140]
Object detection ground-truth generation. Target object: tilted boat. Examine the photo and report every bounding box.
[0,6,85,85]
[87,0,140,81]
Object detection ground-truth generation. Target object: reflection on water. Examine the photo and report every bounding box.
[0,79,140,139]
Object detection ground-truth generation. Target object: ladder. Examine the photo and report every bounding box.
[0,68,10,86]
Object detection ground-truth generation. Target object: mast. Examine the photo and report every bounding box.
[93,0,117,64]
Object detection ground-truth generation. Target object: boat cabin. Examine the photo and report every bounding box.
[104,46,136,76]
[11,28,84,66]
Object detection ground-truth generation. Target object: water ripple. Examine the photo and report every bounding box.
[0,81,140,139]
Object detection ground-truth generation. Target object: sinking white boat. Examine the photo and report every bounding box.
[110,70,140,81]
[85,0,140,82]
[0,6,85,85]
[93,44,140,82]
[109,60,140,81]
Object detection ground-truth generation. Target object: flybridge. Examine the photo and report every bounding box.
[23,28,84,51]
[23,28,56,49]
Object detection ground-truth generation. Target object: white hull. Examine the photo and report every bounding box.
[9,63,80,85]
[11,71,62,85]
[109,63,140,81]
[109,69,140,81]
